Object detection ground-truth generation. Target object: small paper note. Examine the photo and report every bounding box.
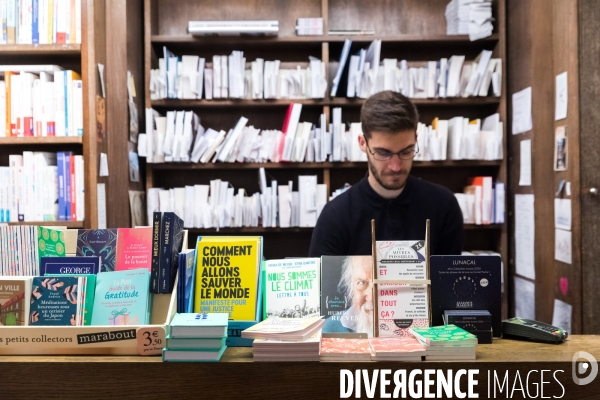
[99,153,109,176]
[514,277,535,320]
[519,139,532,186]
[555,72,568,121]
[566,182,572,196]
[512,87,533,134]
[554,198,572,230]
[555,228,572,264]
[552,299,572,334]
[97,183,107,229]
[98,64,106,98]
[515,194,535,279]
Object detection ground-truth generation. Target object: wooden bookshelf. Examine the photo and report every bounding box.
[7,221,84,228]
[181,224,499,234]
[144,0,508,285]
[0,44,81,55]
[0,137,84,145]
[148,160,502,171]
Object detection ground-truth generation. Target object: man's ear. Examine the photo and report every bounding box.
[358,134,367,153]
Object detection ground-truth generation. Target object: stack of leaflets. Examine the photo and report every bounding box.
[163,313,228,362]
[368,337,426,361]
[320,338,373,362]
[252,331,322,362]
[409,325,478,360]
[241,316,324,341]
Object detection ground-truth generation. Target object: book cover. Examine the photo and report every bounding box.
[37,227,66,267]
[320,338,372,357]
[375,240,429,337]
[0,277,32,326]
[430,255,502,336]
[150,211,162,293]
[241,316,324,340]
[193,236,262,321]
[115,227,153,272]
[264,258,320,318]
[321,255,373,337]
[169,312,228,338]
[40,256,101,276]
[409,325,478,346]
[46,273,96,326]
[91,269,151,326]
[158,212,184,294]
[76,229,118,272]
[368,337,426,356]
[30,276,82,326]
[177,249,196,313]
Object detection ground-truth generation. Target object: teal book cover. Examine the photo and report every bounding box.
[76,229,118,272]
[46,274,96,326]
[91,269,151,326]
[30,276,82,326]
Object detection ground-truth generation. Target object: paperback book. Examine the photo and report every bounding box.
[162,346,227,362]
[30,276,85,326]
[76,229,118,272]
[91,269,152,326]
[0,277,32,326]
[376,240,429,337]
[169,312,228,338]
[320,338,373,362]
[37,227,67,266]
[241,316,324,341]
[194,236,262,321]
[40,256,101,276]
[321,255,373,337]
[115,227,153,272]
[264,258,320,319]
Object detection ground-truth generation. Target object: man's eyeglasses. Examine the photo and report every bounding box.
[365,142,419,161]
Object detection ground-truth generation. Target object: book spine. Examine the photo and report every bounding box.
[64,151,71,220]
[70,154,76,220]
[158,212,174,294]
[32,0,38,43]
[150,211,161,293]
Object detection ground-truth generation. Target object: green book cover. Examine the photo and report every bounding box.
[46,274,96,326]
[37,227,66,269]
[409,325,477,346]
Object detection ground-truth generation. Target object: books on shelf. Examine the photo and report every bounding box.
[241,316,324,341]
[320,338,373,362]
[445,0,493,41]
[187,20,279,36]
[0,0,82,45]
[146,172,327,230]
[252,330,321,362]
[454,177,504,225]
[295,18,323,36]
[0,151,84,223]
[149,48,326,101]
[1,68,84,138]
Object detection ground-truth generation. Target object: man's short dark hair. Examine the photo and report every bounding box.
[360,91,419,140]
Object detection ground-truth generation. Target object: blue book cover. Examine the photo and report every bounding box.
[40,256,101,276]
[183,249,196,313]
[226,321,258,347]
[57,152,66,221]
[65,153,71,220]
[158,212,184,294]
[30,276,82,326]
[77,229,118,272]
[32,0,39,44]
[91,269,151,326]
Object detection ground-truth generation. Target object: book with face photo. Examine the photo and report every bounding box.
[320,255,373,337]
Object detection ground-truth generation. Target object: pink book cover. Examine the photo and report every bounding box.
[115,227,153,272]
[320,338,373,355]
[368,337,426,355]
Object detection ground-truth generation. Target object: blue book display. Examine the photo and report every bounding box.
[40,256,101,276]
[76,229,118,272]
[30,276,83,326]
[91,269,152,326]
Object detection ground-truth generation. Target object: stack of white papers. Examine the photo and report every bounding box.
[445,0,493,41]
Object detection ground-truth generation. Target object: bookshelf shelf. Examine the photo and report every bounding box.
[151,97,501,108]
[0,44,81,55]
[0,137,84,145]
[184,224,499,234]
[151,34,499,46]
[149,160,502,171]
[7,221,84,228]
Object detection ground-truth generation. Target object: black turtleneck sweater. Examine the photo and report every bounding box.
[308,175,464,257]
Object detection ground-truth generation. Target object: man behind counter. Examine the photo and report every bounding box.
[308,91,464,257]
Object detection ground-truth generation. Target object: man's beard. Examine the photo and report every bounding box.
[354,302,373,335]
[368,160,408,191]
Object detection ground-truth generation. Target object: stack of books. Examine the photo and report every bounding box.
[368,337,426,361]
[320,338,373,362]
[409,325,478,361]
[242,316,324,361]
[162,313,228,362]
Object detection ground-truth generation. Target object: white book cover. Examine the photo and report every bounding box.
[264,258,321,318]
[298,175,317,227]
[180,55,199,99]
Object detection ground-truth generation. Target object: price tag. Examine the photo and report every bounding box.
[136,326,166,356]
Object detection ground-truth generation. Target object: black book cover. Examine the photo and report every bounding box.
[150,212,162,294]
[430,255,502,337]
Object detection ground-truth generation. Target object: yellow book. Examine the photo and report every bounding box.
[194,236,262,321]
